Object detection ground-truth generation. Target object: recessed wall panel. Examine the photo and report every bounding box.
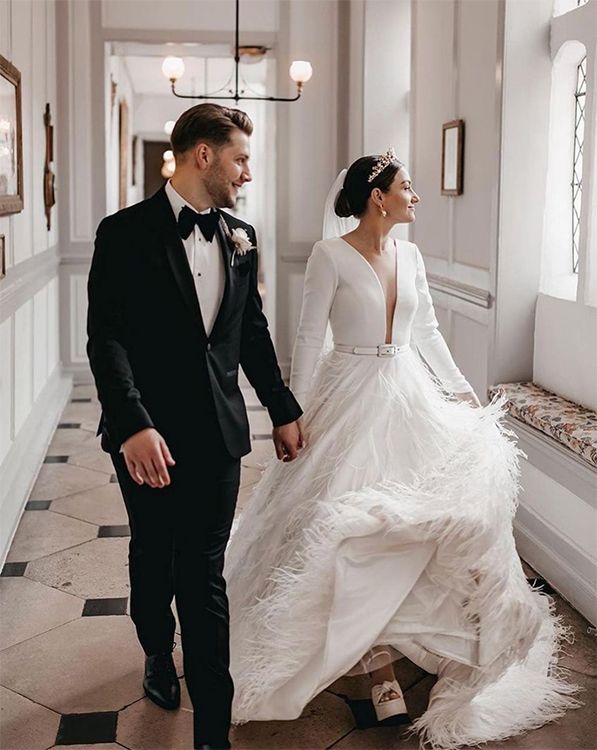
[11,0,34,266]
[33,285,49,400]
[69,275,88,364]
[453,0,500,270]
[47,276,59,374]
[14,300,33,433]
[450,312,488,399]
[0,317,13,465]
[411,0,454,259]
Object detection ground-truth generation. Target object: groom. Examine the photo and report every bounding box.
[87,103,303,749]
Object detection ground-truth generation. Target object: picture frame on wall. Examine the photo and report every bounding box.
[44,102,56,230]
[119,99,129,210]
[132,134,138,187]
[0,234,5,280]
[441,119,464,196]
[0,54,24,216]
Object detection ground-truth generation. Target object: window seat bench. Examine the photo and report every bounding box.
[488,382,597,469]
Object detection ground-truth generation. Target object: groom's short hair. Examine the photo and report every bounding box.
[171,103,253,157]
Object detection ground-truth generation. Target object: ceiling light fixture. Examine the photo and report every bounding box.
[161,0,312,103]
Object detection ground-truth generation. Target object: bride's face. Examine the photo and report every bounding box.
[379,167,420,224]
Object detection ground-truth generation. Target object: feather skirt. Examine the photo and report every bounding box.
[225,348,580,748]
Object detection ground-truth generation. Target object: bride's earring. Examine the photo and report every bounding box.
[380,207,387,218]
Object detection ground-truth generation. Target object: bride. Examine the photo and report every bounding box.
[224,149,579,748]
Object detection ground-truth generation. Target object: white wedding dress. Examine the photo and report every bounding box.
[225,237,578,749]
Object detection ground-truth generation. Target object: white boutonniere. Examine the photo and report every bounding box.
[227,226,256,267]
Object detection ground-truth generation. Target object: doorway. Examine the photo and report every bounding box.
[143,140,169,198]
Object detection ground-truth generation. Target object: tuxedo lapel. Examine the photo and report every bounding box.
[210,214,237,339]
[148,187,207,340]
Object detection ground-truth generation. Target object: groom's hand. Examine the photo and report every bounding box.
[122,428,176,488]
[272,420,304,463]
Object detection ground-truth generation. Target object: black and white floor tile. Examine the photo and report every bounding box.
[0,383,595,750]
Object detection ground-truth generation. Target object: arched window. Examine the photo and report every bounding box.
[541,0,594,302]
[553,0,589,17]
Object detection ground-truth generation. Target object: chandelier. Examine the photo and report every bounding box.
[161,0,312,103]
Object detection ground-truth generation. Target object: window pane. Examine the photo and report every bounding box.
[572,55,586,274]
[553,0,589,17]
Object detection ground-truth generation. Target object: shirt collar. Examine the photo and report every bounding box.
[165,179,213,219]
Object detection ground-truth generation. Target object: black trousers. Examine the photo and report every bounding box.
[112,426,241,749]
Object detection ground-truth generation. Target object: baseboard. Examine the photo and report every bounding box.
[68,362,94,386]
[514,504,597,625]
[0,366,73,565]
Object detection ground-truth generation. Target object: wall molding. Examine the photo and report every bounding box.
[69,274,88,364]
[0,365,72,565]
[280,255,310,263]
[69,362,93,385]
[61,255,93,266]
[60,247,94,263]
[0,247,59,323]
[505,415,597,506]
[427,273,493,308]
[103,28,277,45]
[69,0,94,243]
[514,504,596,625]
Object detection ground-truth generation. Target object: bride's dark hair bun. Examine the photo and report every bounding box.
[334,187,353,218]
[334,154,403,218]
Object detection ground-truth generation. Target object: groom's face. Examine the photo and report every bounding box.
[203,129,252,209]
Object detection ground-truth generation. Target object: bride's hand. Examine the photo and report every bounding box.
[455,391,482,408]
[273,420,305,462]
[297,417,308,448]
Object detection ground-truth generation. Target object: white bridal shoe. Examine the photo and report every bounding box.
[371,679,408,722]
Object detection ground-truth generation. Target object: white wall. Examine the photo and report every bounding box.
[275,0,340,368]
[511,423,597,623]
[56,0,104,384]
[495,0,597,618]
[57,0,340,379]
[535,0,597,412]
[362,0,410,166]
[133,94,188,139]
[363,0,411,243]
[493,0,555,387]
[410,0,501,401]
[408,0,597,619]
[533,294,597,411]
[0,0,71,563]
[106,54,143,215]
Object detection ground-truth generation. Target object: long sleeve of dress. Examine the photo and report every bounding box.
[412,247,474,395]
[290,242,338,406]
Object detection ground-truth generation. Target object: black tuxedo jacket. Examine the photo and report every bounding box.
[87,186,302,458]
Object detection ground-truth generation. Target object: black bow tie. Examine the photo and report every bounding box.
[177,206,220,242]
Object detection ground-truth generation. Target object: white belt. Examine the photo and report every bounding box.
[334,344,408,358]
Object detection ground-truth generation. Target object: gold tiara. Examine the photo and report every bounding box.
[368,147,397,183]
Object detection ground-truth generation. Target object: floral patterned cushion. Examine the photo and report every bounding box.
[488,381,597,468]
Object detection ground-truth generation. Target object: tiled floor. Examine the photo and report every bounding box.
[1,383,595,749]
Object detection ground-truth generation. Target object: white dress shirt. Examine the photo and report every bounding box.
[165,180,225,336]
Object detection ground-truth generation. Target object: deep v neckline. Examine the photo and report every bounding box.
[339,237,399,344]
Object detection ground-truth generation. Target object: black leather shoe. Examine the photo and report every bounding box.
[143,652,180,710]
